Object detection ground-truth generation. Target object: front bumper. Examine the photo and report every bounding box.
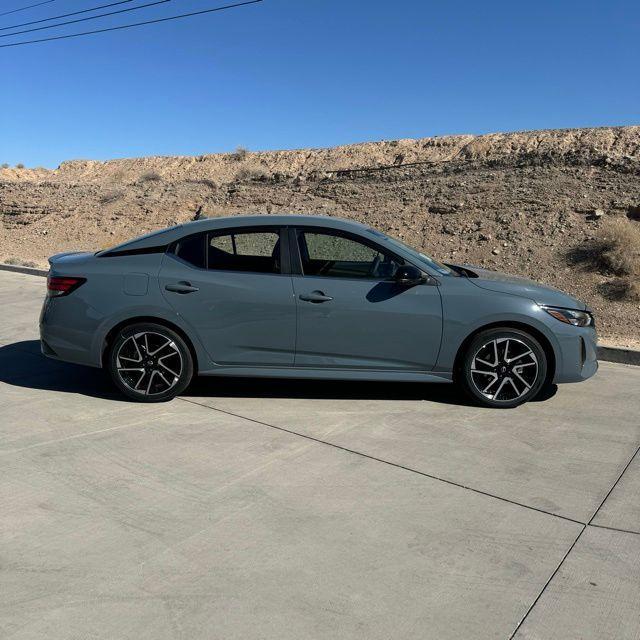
[553,325,598,384]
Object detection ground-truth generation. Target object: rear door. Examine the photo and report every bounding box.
[291,227,443,370]
[159,226,296,367]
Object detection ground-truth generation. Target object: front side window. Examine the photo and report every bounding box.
[208,230,281,274]
[365,228,456,276]
[298,231,401,279]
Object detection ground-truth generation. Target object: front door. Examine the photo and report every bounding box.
[159,227,296,366]
[291,228,443,370]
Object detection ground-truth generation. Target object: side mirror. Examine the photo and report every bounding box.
[394,265,426,286]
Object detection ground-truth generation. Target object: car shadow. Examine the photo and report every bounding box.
[0,340,123,401]
[0,340,557,406]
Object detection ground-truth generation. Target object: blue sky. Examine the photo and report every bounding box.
[1,0,639,167]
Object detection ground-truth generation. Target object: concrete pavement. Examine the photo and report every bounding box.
[1,270,639,639]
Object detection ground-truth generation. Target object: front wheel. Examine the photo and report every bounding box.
[459,328,548,408]
[107,322,193,402]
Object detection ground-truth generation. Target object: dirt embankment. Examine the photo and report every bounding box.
[1,126,639,347]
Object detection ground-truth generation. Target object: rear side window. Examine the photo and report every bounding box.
[208,230,281,274]
[174,234,206,268]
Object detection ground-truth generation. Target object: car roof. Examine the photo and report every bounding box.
[100,214,371,253]
[185,214,368,232]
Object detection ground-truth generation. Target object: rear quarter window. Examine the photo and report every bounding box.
[173,234,206,268]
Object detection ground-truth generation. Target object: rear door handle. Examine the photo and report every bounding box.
[299,291,333,303]
[165,282,199,294]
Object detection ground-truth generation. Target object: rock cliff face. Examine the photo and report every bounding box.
[1,126,639,345]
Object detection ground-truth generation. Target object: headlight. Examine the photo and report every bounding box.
[540,305,593,327]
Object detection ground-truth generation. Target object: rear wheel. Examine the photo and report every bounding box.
[459,328,547,408]
[107,322,193,402]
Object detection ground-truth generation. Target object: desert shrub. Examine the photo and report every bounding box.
[198,178,217,190]
[597,217,640,276]
[1,163,8,169]
[230,146,248,161]
[598,278,640,302]
[99,189,124,204]
[567,216,640,302]
[187,178,217,190]
[628,278,640,301]
[235,167,267,181]
[16,163,25,169]
[138,171,162,183]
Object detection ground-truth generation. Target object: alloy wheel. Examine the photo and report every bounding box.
[470,337,539,403]
[115,331,183,396]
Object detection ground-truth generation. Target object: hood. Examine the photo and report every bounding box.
[452,264,587,310]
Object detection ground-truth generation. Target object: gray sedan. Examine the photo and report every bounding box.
[40,215,597,407]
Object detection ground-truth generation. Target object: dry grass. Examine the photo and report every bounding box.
[235,167,267,182]
[229,146,248,162]
[187,178,217,190]
[598,217,640,276]
[627,279,640,301]
[99,189,124,204]
[138,171,162,184]
[568,216,640,302]
[597,217,640,301]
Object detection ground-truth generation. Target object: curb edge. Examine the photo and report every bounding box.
[0,263,49,277]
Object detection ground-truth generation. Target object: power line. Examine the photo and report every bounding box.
[0,0,56,18]
[1,0,177,39]
[1,0,137,32]
[0,0,263,48]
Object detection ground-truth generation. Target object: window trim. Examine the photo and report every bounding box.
[99,244,168,258]
[169,226,290,276]
[289,226,407,281]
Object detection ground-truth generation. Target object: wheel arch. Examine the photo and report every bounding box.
[102,316,199,371]
[453,320,556,384]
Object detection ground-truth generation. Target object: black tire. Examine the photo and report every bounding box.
[107,322,193,402]
[458,327,548,408]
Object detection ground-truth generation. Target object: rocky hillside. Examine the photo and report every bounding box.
[1,126,639,346]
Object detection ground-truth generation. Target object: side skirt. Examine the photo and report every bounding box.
[198,365,453,383]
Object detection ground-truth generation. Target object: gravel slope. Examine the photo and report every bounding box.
[1,126,639,346]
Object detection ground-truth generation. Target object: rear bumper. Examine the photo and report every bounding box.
[39,297,101,368]
[553,326,598,384]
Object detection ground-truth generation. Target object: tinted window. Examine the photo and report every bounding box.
[365,228,456,276]
[208,230,281,274]
[174,234,206,268]
[298,231,401,279]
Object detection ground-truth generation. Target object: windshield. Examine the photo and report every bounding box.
[365,228,457,276]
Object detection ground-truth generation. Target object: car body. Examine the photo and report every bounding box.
[40,214,598,406]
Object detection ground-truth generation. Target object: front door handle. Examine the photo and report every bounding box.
[299,290,333,303]
[165,282,199,294]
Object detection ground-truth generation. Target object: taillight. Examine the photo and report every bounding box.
[46,276,86,297]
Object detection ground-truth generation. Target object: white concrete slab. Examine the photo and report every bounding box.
[513,527,640,640]
[1,400,581,640]
[183,362,640,523]
[592,453,640,534]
